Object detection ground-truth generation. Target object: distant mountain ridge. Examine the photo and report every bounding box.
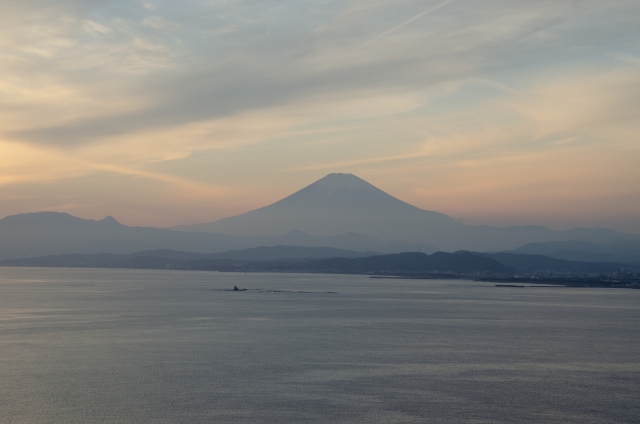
[0,212,419,261]
[303,251,513,274]
[208,245,379,260]
[0,245,378,267]
[2,246,633,275]
[478,252,627,273]
[0,212,240,260]
[509,240,640,263]
[1,250,513,274]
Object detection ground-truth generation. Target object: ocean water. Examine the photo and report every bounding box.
[0,268,638,423]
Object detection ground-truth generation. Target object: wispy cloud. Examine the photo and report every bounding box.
[348,0,454,53]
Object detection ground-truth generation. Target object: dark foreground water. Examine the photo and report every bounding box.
[0,268,638,423]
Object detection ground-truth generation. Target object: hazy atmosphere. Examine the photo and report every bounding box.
[3,4,640,422]
[1,0,639,231]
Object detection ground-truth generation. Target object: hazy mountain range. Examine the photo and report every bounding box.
[0,211,420,261]
[3,249,512,273]
[508,240,640,263]
[0,245,377,267]
[0,173,638,262]
[1,246,628,275]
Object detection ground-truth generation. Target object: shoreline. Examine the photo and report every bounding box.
[2,265,638,289]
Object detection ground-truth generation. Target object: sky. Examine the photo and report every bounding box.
[1,0,639,232]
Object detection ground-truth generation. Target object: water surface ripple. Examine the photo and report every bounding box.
[0,268,638,423]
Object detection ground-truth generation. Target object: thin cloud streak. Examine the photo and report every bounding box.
[89,163,227,198]
[348,0,454,54]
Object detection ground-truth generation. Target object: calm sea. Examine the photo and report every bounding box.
[0,268,638,423]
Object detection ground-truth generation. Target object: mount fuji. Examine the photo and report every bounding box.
[173,173,638,252]
[174,173,460,240]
